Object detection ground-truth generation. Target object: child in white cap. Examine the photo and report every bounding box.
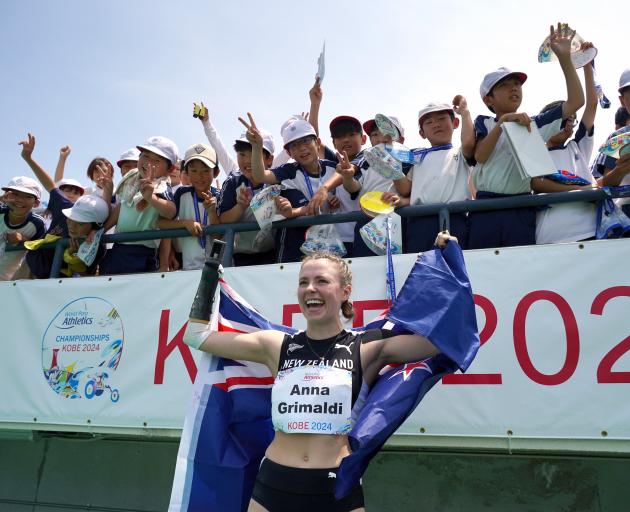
[56,178,85,203]
[619,69,630,116]
[17,133,109,278]
[470,23,585,249]
[51,145,85,203]
[197,107,283,266]
[597,68,630,216]
[393,97,475,252]
[59,195,109,277]
[532,43,600,245]
[242,114,339,263]
[157,143,221,270]
[99,136,178,275]
[116,148,141,177]
[363,116,406,147]
[0,176,45,280]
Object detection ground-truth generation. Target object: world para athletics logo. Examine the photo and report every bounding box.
[42,297,124,402]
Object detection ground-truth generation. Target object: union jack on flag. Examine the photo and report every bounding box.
[169,242,479,511]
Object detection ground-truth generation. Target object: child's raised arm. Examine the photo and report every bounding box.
[549,23,585,119]
[453,95,475,159]
[54,145,71,183]
[580,43,597,131]
[239,113,278,185]
[197,102,239,174]
[18,133,56,192]
[309,77,323,137]
[453,94,475,159]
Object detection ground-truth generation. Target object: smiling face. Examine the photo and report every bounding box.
[286,136,321,168]
[235,147,274,183]
[297,258,351,327]
[185,159,213,194]
[419,111,458,146]
[332,131,365,160]
[138,150,171,179]
[484,76,523,116]
[236,149,253,181]
[3,189,39,218]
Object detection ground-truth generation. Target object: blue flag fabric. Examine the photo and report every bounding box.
[335,354,458,498]
[169,283,295,512]
[170,243,479,511]
[386,241,479,371]
[335,242,479,498]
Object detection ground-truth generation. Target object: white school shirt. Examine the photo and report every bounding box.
[173,186,220,270]
[535,123,597,244]
[335,186,358,243]
[272,160,342,243]
[272,160,338,207]
[358,167,395,199]
[407,147,472,205]
[473,105,564,194]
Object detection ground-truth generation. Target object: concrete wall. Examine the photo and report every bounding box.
[1,434,629,511]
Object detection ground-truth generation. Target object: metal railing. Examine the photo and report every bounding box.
[7,187,630,278]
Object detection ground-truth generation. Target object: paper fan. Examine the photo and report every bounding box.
[537,24,597,69]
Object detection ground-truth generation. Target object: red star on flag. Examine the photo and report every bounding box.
[389,360,432,381]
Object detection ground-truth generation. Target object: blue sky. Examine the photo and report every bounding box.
[0,0,625,198]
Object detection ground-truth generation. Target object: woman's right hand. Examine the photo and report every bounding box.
[434,230,457,248]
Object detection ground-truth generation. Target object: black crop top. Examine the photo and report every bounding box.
[277,328,395,407]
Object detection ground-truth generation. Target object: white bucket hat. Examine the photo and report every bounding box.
[62,195,109,224]
[2,176,42,200]
[137,136,180,166]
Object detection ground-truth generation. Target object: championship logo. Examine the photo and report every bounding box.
[42,297,124,402]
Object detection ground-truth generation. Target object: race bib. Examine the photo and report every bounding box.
[272,365,353,435]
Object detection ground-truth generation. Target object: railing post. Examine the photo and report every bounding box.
[49,239,67,278]
[222,228,235,267]
[438,207,451,232]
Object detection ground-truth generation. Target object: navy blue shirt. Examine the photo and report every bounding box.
[217,171,266,216]
[0,205,46,239]
[174,185,220,217]
[46,188,74,238]
[271,159,338,183]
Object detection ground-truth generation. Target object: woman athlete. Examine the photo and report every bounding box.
[183,231,457,512]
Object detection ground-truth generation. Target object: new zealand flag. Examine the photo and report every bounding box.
[169,242,479,511]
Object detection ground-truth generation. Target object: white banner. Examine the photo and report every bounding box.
[1,240,629,445]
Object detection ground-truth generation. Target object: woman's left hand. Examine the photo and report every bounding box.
[434,230,457,248]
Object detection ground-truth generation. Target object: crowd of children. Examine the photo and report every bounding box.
[2,24,629,280]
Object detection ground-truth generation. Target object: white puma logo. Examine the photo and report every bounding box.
[287,343,304,354]
[328,472,337,479]
[334,342,353,355]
